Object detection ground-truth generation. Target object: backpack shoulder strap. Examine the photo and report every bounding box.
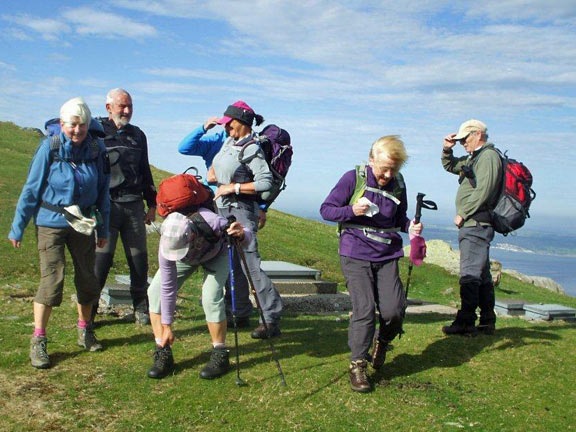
[348,165,367,205]
[237,138,261,164]
[49,135,62,163]
[188,213,219,243]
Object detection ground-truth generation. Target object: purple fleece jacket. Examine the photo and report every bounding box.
[159,207,251,325]
[320,167,410,262]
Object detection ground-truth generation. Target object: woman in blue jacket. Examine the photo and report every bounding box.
[8,97,111,369]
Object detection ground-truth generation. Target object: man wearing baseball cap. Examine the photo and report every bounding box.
[441,119,502,336]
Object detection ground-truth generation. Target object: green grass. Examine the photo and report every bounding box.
[1,121,575,431]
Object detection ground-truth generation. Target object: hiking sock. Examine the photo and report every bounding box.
[213,342,226,350]
[155,338,162,346]
[33,328,46,337]
[77,320,88,329]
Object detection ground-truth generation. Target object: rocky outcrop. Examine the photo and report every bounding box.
[503,270,565,294]
[406,239,565,295]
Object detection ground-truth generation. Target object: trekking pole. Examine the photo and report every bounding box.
[399,193,437,339]
[224,217,246,387]
[231,230,287,387]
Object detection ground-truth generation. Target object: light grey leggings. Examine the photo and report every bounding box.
[148,251,229,323]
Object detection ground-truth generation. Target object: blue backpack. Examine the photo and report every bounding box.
[43,117,106,164]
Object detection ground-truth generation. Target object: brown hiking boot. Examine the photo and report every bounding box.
[371,339,388,369]
[349,360,371,393]
[251,323,281,339]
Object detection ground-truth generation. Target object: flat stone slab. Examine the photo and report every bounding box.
[495,299,526,316]
[495,299,526,310]
[278,292,456,314]
[523,304,576,321]
[273,279,337,294]
[406,304,458,315]
[261,261,321,280]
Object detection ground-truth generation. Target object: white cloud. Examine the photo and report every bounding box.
[466,0,576,23]
[2,14,70,40]
[61,7,158,38]
[0,61,16,71]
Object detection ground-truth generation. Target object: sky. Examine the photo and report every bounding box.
[1,0,575,232]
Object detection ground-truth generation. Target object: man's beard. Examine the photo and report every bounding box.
[112,113,130,127]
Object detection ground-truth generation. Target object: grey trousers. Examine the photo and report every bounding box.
[458,224,496,323]
[95,200,149,311]
[218,206,283,324]
[341,256,404,361]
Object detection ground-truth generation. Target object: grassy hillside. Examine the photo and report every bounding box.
[1,121,575,431]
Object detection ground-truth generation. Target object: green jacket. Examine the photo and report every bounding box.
[441,143,502,227]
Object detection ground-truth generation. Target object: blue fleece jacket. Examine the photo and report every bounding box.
[9,132,111,241]
[178,125,227,169]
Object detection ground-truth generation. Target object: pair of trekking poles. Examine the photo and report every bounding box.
[224,216,287,387]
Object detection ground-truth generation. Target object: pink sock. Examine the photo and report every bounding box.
[77,320,88,329]
[33,328,46,337]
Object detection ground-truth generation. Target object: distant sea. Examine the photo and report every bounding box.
[300,213,576,298]
[414,225,576,298]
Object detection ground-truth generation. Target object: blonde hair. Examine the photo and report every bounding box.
[369,135,408,169]
[60,97,91,125]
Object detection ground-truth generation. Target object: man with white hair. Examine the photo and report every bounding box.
[94,88,157,325]
[441,119,502,336]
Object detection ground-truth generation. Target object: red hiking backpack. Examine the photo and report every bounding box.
[491,149,536,235]
[156,167,214,217]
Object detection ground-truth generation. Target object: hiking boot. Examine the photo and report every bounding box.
[227,316,250,329]
[77,325,103,351]
[251,323,281,339]
[135,310,151,326]
[199,348,230,380]
[30,336,50,369]
[441,321,478,337]
[148,345,175,379]
[371,338,389,370]
[477,324,496,335]
[349,360,371,393]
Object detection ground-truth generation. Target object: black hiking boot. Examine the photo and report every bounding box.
[349,360,371,393]
[148,345,175,379]
[477,323,496,335]
[199,348,230,380]
[442,321,478,336]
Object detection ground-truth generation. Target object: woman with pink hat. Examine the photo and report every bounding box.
[207,101,283,339]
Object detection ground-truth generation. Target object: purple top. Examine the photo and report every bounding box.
[320,167,410,262]
[159,207,251,325]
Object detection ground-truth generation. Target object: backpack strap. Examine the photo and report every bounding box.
[188,213,219,243]
[49,134,101,165]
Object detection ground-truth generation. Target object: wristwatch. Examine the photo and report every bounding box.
[235,183,241,195]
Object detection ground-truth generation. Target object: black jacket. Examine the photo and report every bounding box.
[99,118,157,207]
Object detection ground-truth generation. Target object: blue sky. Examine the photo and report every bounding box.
[1,1,575,232]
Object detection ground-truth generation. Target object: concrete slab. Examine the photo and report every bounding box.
[523,304,576,321]
[273,279,337,294]
[261,261,321,280]
[495,299,526,310]
[495,299,526,316]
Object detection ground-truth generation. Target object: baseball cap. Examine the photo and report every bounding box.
[159,212,192,261]
[454,119,487,140]
[216,101,255,126]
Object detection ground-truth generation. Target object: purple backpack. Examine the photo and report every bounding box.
[238,124,293,208]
